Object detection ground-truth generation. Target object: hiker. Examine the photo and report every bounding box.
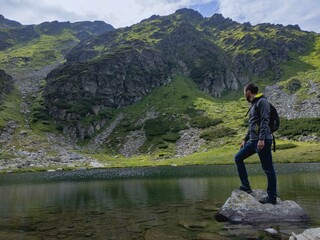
[235,83,277,204]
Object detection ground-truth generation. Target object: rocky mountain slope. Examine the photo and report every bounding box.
[43,9,319,139]
[0,10,319,171]
[0,69,13,102]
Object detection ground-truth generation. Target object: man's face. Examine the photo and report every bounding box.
[244,89,251,102]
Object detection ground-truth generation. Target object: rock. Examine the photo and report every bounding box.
[289,227,320,240]
[264,228,278,234]
[178,219,207,230]
[89,161,104,168]
[215,189,309,223]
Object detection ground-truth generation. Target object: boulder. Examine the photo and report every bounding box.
[289,227,320,240]
[215,189,309,223]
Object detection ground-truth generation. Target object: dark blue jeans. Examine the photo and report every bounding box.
[234,139,277,199]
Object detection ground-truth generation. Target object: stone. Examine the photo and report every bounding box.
[89,161,104,168]
[264,228,278,234]
[179,219,207,230]
[215,189,309,223]
[289,227,320,240]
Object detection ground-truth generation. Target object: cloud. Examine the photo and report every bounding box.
[1,0,83,24]
[217,0,320,32]
[1,0,319,32]
[0,0,214,28]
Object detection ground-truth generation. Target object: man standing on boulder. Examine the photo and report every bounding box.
[235,83,277,204]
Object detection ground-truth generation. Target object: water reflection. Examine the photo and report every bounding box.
[0,164,319,239]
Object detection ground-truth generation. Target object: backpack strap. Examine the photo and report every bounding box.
[272,133,276,152]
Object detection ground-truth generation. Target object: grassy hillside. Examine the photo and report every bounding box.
[0,29,78,70]
[0,12,320,172]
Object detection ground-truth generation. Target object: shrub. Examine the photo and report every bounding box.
[285,78,301,93]
[158,143,168,149]
[200,127,237,140]
[190,116,223,128]
[276,143,297,150]
[162,132,180,142]
[278,117,320,137]
[145,118,169,136]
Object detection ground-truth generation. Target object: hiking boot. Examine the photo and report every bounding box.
[239,185,252,194]
[259,196,277,205]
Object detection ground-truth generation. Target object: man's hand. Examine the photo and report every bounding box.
[240,140,246,148]
[257,140,265,150]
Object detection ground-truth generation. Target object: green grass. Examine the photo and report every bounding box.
[0,29,78,69]
[0,87,23,128]
[86,140,320,168]
[99,75,248,154]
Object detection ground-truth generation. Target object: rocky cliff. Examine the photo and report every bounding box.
[0,10,319,162]
[0,69,13,102]
[42,9,317,140]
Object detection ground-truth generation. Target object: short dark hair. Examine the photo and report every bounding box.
[245,83,259,94]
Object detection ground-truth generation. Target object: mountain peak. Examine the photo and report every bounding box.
[0,14,22,28]
[174,8,203,22]
[203,13,238,29]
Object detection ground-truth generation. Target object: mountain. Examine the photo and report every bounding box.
[0,14,21,28]
[0,10,319,169]
[42,9,319,141]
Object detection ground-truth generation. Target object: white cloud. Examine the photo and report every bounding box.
[1,0,319,32]
[217,0,320,32]
[0,0,213,28]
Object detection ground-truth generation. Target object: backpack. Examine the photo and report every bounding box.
[268,103,280,133]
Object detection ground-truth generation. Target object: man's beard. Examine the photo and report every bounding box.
[246,96,251,102]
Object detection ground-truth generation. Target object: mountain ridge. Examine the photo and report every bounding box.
[0,9,319,169]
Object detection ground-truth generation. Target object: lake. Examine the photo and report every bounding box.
[0,163,320,239]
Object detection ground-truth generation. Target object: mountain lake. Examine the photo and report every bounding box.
[0,163,319,239]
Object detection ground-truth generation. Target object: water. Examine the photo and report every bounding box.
[0,163,320,239]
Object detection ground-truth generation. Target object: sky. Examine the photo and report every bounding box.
[1,0,319,33]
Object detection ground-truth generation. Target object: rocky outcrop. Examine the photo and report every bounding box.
[290,227,320,240]
[0,14,22,28]
[38,20,114,38]
[0,25,39,50]
[215,189,309,223]
[175,128,205,157]
[44,47,172,139]
[0,69,13,101]
[265,83,320,118]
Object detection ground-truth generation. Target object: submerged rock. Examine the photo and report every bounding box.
[215,189,309,223]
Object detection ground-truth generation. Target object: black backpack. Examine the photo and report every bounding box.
[268,103,280,133]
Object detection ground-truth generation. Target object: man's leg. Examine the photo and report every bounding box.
[257,139,277,199]
[234,140,257,189]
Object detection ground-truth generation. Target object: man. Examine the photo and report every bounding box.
[235,83,277,204]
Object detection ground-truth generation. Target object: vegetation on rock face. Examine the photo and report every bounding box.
[0,11,320,167]
[278,118,320,137]
[0,69,13,102]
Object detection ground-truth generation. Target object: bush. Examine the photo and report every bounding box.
[285,78,301,93]
[276,143,297,150]
[278,117,320,137]
[162,132,180,142]
[158,143,168,149]
[145,118,169,136]
[200,127,237,140]
[190,116,223,128]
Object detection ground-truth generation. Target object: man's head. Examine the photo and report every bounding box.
[244,83,258,102]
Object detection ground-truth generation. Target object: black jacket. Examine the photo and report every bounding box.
[244,94,273,141]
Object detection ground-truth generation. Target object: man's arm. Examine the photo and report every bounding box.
[258,99,270,140]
